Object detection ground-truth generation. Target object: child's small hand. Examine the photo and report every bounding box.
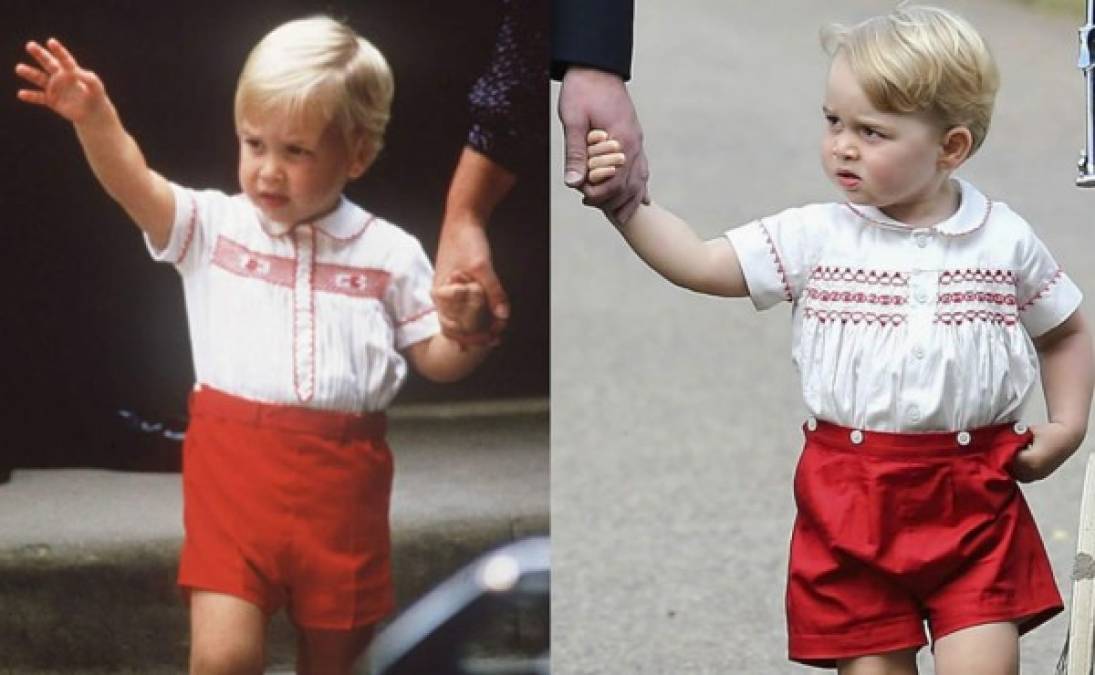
[1009,422,1080,482]
[15,38,108,124]
[586,129,627,186]
[432,271,492,341]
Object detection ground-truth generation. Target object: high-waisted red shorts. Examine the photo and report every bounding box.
[178,385,394,630]
[787,420,1062,667]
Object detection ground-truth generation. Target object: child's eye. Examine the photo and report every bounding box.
[824,114,841,129]
[244,138,263,152]
[861,127,885,140]
[286,145,311,157]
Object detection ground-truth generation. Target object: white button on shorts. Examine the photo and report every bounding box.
[956,431,971,446]
[850,429,864,444]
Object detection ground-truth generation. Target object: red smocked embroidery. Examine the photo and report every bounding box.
[175,191,199,264]
[804,307,905,326]
[397,307,437,327]
[805,288,906,306]
[212,237,296,287]
[291,229,316,405]
[1018,269,1065,311]
[938,268,1016,286]
[316,214,377,242]
[314,264,390,300]
[938,291,1017,306]
[213,236,393,303]
[759,220,793,302]
[935,310,1018,326]
[844,199,993,236]
[810,267,909,286]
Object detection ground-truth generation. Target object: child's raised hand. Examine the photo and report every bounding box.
[432,271,492,341]
[586,129,626,186]
[15,39,107,124]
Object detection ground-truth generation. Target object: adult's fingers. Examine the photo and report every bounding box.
[580,174,627,207]
[613,192,644,226]
[561,114,591,188]
[615,152,651,223]
[479,270,510,335]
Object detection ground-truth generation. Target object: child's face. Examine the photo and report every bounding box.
[819,54,948,221]
[237,110,367,226]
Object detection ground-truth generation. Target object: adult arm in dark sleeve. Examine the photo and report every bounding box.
[552,0,647,223]
[435,0,548,342]
[550,0,634,81]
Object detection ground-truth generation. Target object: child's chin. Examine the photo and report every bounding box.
[841,192,875,206]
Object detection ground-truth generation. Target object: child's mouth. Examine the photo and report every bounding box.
[836,170,861,189]
[257,192,289,208]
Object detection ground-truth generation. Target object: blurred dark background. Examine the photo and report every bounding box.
[2,0,548,470]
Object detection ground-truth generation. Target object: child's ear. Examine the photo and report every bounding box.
[347,134,375,179]
[938,126,973,170]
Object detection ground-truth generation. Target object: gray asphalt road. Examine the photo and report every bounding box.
[551,1,1093,672]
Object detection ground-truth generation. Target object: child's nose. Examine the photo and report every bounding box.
[832,136,858,160]
[258,157,284,182]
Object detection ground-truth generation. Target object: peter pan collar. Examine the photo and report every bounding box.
[844,177,992,236]
[257,195,376,241]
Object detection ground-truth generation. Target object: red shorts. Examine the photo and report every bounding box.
[787,420,1062,667]
[178,386,395,630]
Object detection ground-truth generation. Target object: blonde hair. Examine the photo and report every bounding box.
[235,16,394,165]
[821,5,999,155]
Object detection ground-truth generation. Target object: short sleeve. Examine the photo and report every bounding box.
[384,236,441,349]
[144,183,211,274]
[1016,229,1083,337]
[725,206,819,311]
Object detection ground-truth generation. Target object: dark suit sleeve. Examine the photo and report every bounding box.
[551,0,634,81]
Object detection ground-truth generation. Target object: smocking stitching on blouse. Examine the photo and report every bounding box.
[1018,270,1064,312]
[759,219,793,302]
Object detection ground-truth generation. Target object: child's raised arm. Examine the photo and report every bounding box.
[585,130,749,298]
[15,38,174,249]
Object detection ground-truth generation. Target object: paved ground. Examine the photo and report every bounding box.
[552,1,1093,673]
[0,407,547,673]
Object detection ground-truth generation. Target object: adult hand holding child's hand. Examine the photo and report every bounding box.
[558,66,648,224]
[432,271,492,344]
[16,39,107,124]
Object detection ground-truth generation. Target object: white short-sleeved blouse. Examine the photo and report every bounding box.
[147,184,440,413]
[726,178,1082,433]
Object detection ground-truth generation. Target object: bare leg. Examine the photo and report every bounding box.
[933,622,1019,675]
[838,648,919,675]
[189,590,267,675]
[295,624,376,675]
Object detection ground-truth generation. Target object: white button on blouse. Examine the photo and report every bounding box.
[726,178,1082,433]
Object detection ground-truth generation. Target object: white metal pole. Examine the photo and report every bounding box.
[1066,453,1095,674]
